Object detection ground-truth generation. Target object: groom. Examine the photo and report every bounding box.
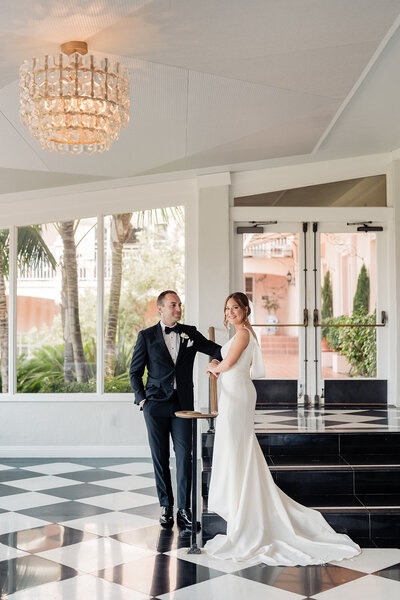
[130,290,222,528]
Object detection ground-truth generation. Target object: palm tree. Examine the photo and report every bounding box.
[104,207,184,379]
[0,226,56,393]
[104,214,133,378]
[61,259,74,382]
[58,221,88,383]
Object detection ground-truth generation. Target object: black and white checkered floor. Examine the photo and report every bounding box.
[254,407,400,432]
[0,457,400,599]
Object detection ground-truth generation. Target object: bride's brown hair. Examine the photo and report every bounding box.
[224,292,251,329]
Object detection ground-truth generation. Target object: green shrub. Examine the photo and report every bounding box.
[324,315,347,351]
[104,375,132,393]
[17,346,65,393]
[17,344,96,393]
[39,380,96,393]
[323,311,376,377]
[16,341,135,393]
[353,264,370,314]
[338,310,376,377]
[321,270,333,339]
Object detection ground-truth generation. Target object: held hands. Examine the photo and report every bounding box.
[206,360,220,379]
[139,399,147,408]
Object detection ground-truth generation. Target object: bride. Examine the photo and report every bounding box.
[203,292,360,566]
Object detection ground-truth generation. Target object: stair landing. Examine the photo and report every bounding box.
[201,406,400,548]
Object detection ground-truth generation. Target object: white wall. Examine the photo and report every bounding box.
[196,174,231,411]
[0,172,231,456]
[0,151,399,457]
[1,401,148,456]
[0,178,198,457]
[231,153,399,405]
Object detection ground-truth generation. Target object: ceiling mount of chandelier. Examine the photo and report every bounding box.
[19,41,130,155]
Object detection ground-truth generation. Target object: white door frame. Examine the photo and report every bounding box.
[231,206,393,404]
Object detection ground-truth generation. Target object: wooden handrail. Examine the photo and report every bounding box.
[208,326,218,413]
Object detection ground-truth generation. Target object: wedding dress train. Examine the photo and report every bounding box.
[204,329,360,566]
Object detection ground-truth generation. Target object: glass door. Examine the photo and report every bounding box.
[238,222,307,405]
[314,222,388,406]
[234,218,389,406]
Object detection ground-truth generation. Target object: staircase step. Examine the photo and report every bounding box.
[202,431,400,459]
[261,344,298,350]
[201,427,400,547]
[203,454,400,470]
[202,464,400,498]
[260,350,298,355]
[202,505,400,546]
[262,342,298,347]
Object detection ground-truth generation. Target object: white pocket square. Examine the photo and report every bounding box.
[187,340,194,347]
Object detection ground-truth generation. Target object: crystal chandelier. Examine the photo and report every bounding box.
[19,41,130,155]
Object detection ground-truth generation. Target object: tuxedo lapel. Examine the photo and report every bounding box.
[155,322,174,365]
[176,334,187,364]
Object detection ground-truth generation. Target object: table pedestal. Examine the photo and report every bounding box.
[175,410,217,554]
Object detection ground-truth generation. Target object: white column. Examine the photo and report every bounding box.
[389,160,400,406]
[8,226,17,395]
[194,173,231,411]
[96,214,104,395]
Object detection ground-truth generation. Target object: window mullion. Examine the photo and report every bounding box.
[9,226,17,395]
[97,214,104,394]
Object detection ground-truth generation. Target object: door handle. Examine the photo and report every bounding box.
[251,308,309,328]
[313,309,387,328]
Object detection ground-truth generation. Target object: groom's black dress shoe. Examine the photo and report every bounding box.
[177,508,201,531]
[160,506,174,528]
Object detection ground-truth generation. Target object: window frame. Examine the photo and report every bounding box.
[0,178,193,401]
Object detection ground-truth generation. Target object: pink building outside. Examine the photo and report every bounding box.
[243,231,376,379]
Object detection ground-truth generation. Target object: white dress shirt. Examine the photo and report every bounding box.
[160,321,180,388]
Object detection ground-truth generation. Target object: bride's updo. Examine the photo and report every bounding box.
[224,292,251,328]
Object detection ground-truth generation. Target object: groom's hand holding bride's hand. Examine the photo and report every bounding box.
[206,360,219,379]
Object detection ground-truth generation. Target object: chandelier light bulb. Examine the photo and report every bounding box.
[19,41,130,155]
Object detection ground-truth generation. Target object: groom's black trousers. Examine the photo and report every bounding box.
[143,392,192,508]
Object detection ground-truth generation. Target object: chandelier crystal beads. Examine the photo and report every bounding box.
[19,42,130,155]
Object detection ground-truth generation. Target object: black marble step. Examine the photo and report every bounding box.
[202,431,400,459]
[202,463,400,497]
[202,504,400,546]
[253,379,387,407]
[201,429,400,546]
[203,453,400,468]
[201,428,400,545]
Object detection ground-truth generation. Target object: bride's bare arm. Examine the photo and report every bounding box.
[206,329,250,375]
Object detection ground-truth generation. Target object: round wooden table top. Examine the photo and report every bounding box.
[175,410,218,419]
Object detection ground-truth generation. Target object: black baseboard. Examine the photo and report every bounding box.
[255,379,298,406]
[324,379,387,405]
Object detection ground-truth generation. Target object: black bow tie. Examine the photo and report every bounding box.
[165,325,180,335]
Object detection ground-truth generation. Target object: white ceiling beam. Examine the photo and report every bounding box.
[313,13,400,153]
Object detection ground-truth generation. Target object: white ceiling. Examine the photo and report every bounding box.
[0,0,400,194]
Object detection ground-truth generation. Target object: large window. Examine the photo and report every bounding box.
[0,229,9,393]
[17,219,97,393]
[5,207,184,394]
[103,208,184,393]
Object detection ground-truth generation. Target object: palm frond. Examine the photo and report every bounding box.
[131,206,184,228]
[17,226,57,271]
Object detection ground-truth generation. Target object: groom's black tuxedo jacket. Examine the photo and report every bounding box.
[129,322,222,411]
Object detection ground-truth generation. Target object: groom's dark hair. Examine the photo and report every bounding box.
[157,290,178,306]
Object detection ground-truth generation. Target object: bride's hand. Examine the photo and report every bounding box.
[206,363,219,379]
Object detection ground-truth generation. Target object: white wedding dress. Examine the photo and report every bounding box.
[204,329,361,566]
